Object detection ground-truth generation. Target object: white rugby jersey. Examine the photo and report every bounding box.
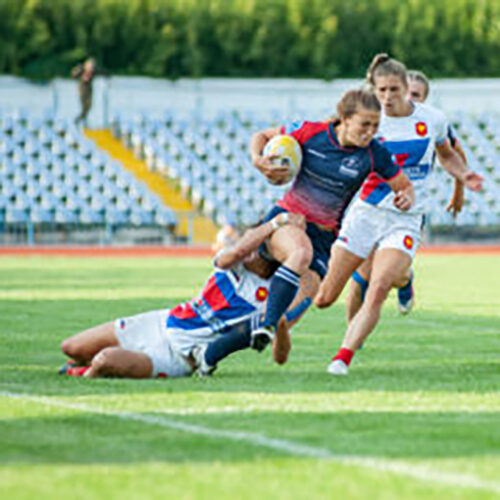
[359,102,449,214]
[166,262,270,356]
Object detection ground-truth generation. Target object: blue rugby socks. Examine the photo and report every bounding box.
[204,320,252,367]
[284,297,312,323]
[263,265,300,329]
[352,270,369,302]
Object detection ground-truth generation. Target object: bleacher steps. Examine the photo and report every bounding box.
[84,129,218,245]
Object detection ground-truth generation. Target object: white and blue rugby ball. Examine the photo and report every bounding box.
[262,134,302,185]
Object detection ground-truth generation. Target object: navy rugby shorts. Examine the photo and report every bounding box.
[258,205,335,279]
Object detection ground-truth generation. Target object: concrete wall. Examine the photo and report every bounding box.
[0,76,498,127]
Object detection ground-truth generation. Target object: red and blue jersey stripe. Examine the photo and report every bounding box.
[167,270,261,332]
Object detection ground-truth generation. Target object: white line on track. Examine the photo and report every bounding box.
[2,390,500,494]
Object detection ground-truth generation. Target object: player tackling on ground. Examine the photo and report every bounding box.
[59,212,306,379]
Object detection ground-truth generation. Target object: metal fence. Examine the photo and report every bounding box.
[0,209,211,246]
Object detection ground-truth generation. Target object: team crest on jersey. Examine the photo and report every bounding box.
[415,122,428,137]
[119,319,126,330]
[403,235,414,250]
[255,287,268,302]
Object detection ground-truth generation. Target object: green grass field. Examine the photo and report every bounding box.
[1,254,499,499]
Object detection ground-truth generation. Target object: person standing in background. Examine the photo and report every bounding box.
[71,57,104,126]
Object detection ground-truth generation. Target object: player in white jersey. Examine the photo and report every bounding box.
[345,69,469,319]
[407,70,467,217]
[315,54,483,376]
[59,212,305,379]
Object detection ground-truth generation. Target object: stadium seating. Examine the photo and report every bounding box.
[0,110,177,243]
[112,110,500,229]
[112,111,291,227]
[1,106,498,246]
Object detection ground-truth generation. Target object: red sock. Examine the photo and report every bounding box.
[333,348,354,366]
[66,366,90,377]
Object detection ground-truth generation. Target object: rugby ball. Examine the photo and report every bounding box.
[262,134,302,185]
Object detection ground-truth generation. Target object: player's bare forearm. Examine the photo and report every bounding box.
[446,178,465,217]
[453,139,467,165]
[436,141,483,191]
[215,223,276,268]
[388,172,415,211]
[250,127,292,185]
[250,126,281,165]
[215,213,305,269]
[436,141,467,179]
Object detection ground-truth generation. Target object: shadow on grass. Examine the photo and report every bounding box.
[0,409,499,466]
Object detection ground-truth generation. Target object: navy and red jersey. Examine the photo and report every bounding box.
[277,121,402,233]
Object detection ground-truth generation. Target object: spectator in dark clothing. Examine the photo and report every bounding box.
[71,58,105,126]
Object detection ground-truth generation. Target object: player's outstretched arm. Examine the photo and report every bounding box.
[436,140,483,192]
[446,139,466,217]
[215,213,306,269]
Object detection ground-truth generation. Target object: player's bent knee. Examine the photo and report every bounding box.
[393,269,411,288]
[366,280,392,306]
[291,246,313,273]
[61,338,80,359]
[314,292,333,308]
[315,283,342,308]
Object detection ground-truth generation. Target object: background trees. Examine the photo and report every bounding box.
[1,0,498,80]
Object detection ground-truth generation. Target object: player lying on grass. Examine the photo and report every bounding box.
[59,212,315,379]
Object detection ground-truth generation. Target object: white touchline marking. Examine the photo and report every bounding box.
[1,390,500,494]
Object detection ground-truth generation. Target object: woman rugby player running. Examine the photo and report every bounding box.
[345,68,469,319]
[249,88,415,351]
[315,54,483,376]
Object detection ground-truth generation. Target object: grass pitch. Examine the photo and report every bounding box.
[0,254,499,499]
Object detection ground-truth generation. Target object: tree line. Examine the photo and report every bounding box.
[0,0,498,80]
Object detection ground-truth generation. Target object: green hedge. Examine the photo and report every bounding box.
[0,0,498,79]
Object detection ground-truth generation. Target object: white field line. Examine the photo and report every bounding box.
[1,390,500,494]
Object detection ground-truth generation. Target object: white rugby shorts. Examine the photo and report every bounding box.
[335,200,423,260]
[114,309,193,378]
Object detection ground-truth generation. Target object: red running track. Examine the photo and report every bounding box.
[0,245,499,257]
